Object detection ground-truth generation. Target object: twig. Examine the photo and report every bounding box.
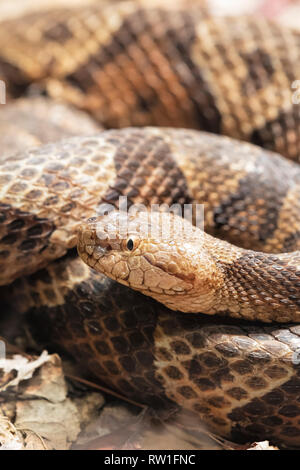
[66,374,146,410]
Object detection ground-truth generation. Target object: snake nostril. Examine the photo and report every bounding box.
[82,230,96,245]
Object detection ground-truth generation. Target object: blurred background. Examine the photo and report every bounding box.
[0,0,299,28]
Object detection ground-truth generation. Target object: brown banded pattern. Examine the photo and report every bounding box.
[1,128,300,285]
[0,3,299,161]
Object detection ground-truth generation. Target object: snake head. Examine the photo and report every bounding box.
[77,210,223,313]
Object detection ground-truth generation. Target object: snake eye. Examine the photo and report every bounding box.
[127,239,134,251]
[122,236,139,252]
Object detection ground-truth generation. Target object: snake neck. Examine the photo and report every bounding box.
[189,241,300,323]
[133,232,300,324]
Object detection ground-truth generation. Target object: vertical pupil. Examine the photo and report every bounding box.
[127,239,134,250]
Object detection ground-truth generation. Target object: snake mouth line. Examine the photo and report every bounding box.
[143,254,196,283]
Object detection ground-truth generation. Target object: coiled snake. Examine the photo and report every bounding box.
[1,1,300,448]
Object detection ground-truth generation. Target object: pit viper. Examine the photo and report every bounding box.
[0,1,300,448]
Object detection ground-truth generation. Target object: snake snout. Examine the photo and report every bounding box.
[77,220,115,260]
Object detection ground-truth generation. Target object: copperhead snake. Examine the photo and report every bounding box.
[0,1,300,448]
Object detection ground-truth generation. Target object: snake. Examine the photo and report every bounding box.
[1,1,300,448]
[0,96,100,158]
[78,210,300,323]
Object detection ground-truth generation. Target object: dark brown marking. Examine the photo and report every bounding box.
[240,49,274,95]
[251,107,300,162]
[64,8,221,131]
[44,23,73,42]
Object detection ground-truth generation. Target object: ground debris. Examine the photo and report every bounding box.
[0,351,105,450]
[74,404,225,450]
[247,441,279,451]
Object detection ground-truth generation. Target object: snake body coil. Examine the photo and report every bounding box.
[0,2,300,447]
